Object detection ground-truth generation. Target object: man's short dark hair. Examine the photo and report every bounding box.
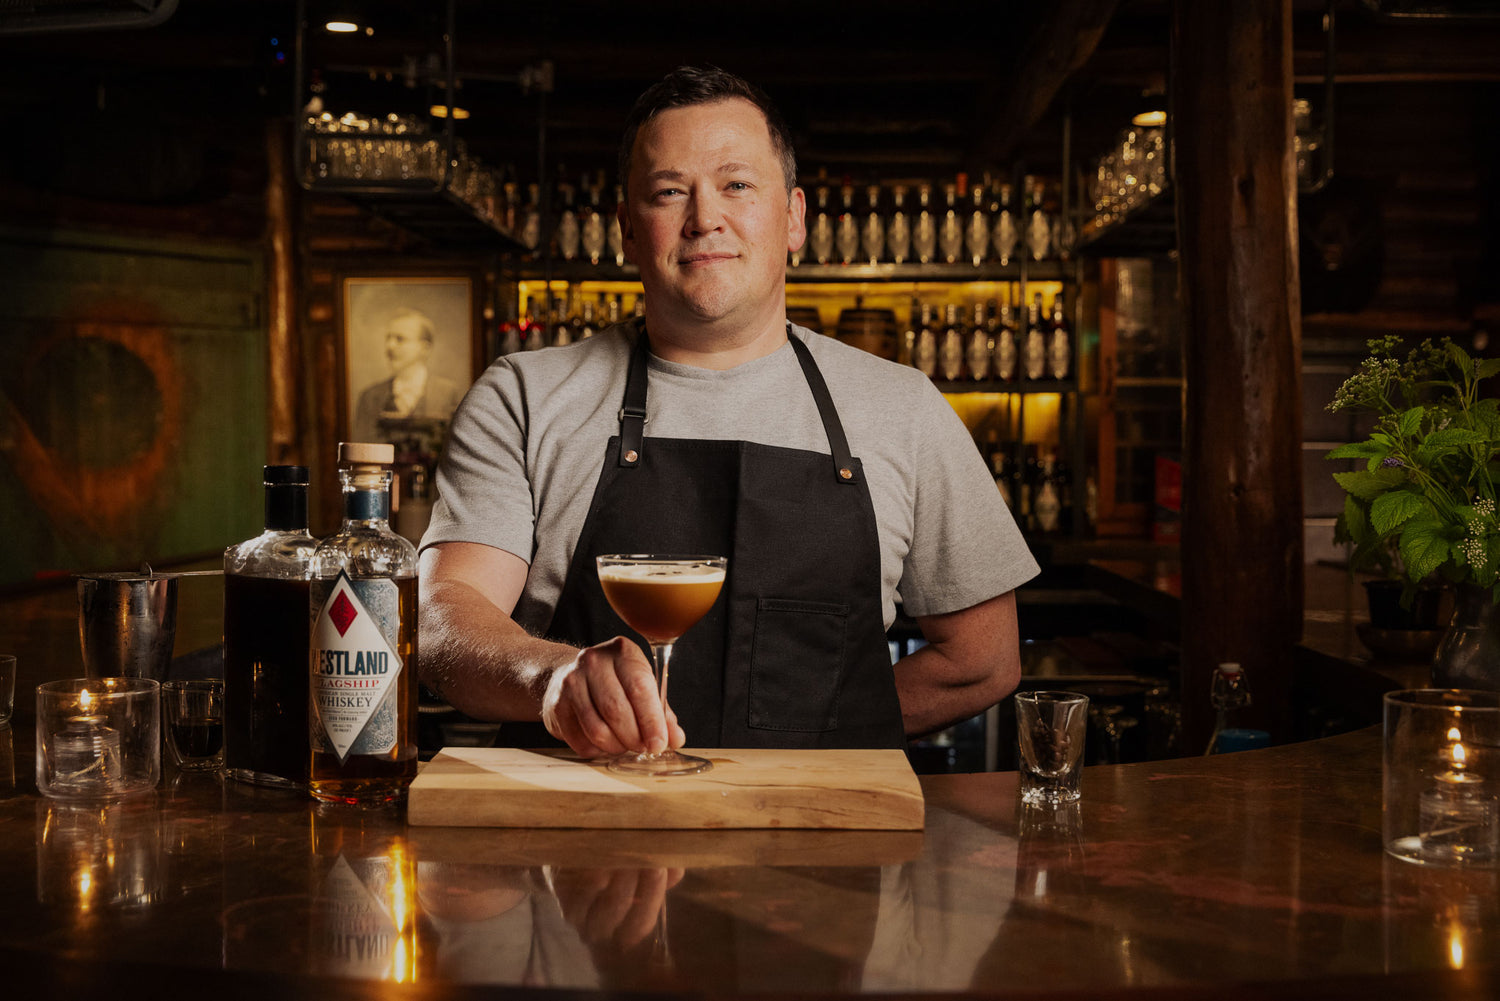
[617,65,798,196]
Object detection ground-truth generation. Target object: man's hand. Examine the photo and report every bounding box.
[542,636,686,758]
[550,866,686,952]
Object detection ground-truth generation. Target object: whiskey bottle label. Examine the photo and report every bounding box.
[311,571,403,764]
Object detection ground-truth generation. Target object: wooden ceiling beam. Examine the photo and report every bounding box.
[969,0,1121,166]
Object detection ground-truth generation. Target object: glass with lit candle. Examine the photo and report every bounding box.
[36,677,160,800]
[1384,689,1500,867]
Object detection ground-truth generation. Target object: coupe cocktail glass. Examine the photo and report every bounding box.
[596,555,727,776]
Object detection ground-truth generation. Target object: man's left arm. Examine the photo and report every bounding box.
[894,590,1021,738]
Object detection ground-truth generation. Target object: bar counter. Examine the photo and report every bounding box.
[2,582,1499,1000]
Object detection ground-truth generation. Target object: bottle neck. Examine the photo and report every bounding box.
[264,483,309,533]
[341,467,392,525]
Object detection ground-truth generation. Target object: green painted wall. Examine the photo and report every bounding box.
[0,227,265,586]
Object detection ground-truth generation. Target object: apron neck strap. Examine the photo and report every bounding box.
[618,325,650,467]
[786,330,860,485]
[618,322,860,484]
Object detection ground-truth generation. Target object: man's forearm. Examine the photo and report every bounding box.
[893,644,1016,738]
[897,590,1023,738]
[418,578,581,722]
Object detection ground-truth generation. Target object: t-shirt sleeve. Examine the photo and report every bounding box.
[895,383,1040,617]
[420,361,537,564]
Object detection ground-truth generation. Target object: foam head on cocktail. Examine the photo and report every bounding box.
[597,561,726,644]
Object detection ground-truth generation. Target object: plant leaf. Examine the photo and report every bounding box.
[1447,340,1473,373]
[1479,358,1500,381]
[1400,521,1450,582]
[1333,466,1407,501]
[1372,490,1428,535]
[1424,427,1488,449]
[1342,494,1368,541]
[1326,441,1388,460]
[1398,406,1424,438]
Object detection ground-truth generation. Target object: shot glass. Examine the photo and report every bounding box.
[1384,689,1500,867]
[0,654,15,725]
[36,677,160,800]
[1016,691,1089,806]
[161,679,225,772]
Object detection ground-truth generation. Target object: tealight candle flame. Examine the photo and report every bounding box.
[1454,742,1468,770]
[79,689,94,713]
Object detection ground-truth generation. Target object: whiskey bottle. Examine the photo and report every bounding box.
[810,185,835,265]
[913,183,937,265]
[607,184,625,266]
[580,178,606,265]
[993,302,1019,381]
[966,301,993,382]
[606,293,622,327]
[1047,295,1072,380]
[1024,175,1052,262]
[835,183,860,265]
[913,301,937,377]
[577,297,597,340]
[897,295,919,367]
[309,443,419,805]
[887,185,911,264]
[938,303,965,381]
[520,182,543,257]
[938,181,963,265]
[224,465,317,789]
[861,185,885,265]
[551,294,573,347]
[1023,293,1048,380]
[496,286,521,357]
[555,181,581,261]
[987,436,1014,510]
[991,182,1019,266]
[966,180,990,267]
[1034,451,1062,534]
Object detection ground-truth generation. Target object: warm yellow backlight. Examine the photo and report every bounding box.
[324,19,359,32]
[1132,110,1168,128]
[429,105,470,120]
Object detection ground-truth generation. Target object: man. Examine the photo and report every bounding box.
[352,306,466,443]
[419,66,1038,757]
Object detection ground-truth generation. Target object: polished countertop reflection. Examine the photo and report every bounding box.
[1,579,1499,998]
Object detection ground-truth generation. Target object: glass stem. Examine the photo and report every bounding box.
[652,641,674,731]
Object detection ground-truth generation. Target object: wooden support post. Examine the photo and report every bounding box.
[265,119,301,465]
[1172,0,1305,750]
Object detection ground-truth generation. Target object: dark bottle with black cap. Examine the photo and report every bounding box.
[224,465,317,788]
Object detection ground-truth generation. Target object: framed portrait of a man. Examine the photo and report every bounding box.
[341,275,474,447]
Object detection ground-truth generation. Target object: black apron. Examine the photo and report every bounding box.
[543,325,903,749]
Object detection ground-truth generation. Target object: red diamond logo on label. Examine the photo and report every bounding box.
[330,591,357,636]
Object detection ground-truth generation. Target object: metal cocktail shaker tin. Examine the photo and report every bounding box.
[76,572,179,682]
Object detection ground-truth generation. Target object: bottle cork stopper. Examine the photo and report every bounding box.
[338,442,395,465]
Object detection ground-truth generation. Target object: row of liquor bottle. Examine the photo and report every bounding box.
[982,438,1095,537]
[496,289,639,355]
[799,173,1068,268]
[487,169,1068,267]
[903,293,1072,383]
[492,287,1073,384]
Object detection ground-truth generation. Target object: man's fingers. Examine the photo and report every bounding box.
[544,638,667,757]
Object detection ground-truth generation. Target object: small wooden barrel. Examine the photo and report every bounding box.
[787,306,824,334]
[835,307,897,359]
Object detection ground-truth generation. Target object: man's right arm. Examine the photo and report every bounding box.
[417,541,681,756]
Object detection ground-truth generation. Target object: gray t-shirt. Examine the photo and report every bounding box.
[423,322,1039,633]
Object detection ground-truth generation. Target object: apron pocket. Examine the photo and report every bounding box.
[748,597,849,731]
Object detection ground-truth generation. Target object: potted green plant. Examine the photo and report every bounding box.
[1327,334,1500,687]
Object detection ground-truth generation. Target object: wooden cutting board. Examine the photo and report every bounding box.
[407,747,925,830]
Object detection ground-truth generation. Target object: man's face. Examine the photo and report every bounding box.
[620,98,806,333]
[385,314,430,374]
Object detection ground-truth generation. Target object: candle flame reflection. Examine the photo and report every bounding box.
[1448,926,1465,969]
